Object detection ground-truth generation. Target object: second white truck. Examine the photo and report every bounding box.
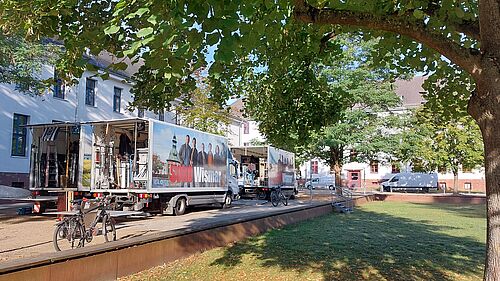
[231,146,297,199]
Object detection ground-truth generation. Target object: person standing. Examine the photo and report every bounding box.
[178,135,192,187]
[178,135,192,167]
[190,137,199,187]
[190,137,199,166]
[207,143,214,167]
[198,143,208,167]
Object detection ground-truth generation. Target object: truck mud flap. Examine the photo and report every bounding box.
[161,194,188,215]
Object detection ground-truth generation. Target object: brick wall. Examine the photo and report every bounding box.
[438,179,485,193]
[360,178,486,193]
[0,172,29,188]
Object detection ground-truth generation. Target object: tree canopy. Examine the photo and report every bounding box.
[0,34,60,94]
[243,35,403,185]
[2,0,500,279]
[0,1,476,113]
[396,108,484,192]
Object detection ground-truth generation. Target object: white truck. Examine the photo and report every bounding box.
[381,172,438,193]
[230,146,296,199]
[27,118,239,215]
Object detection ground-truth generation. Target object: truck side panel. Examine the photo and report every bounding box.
[268,146,295,189]
[148,120,228,193]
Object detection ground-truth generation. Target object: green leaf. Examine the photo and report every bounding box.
[147,15,158,25]
[206,32,219,45]
[455,7,465,18]
[137,27,154,38]
[104,25,120,35]
[113,62,128,70]
[413,10,424,19]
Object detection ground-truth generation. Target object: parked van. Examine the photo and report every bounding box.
[305,175,335,190]
[381,172,438,193]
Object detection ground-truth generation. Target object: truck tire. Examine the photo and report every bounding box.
[257,190,267,200]
[174,197,186,216]
[222,193,232,209]
[328,185,334,190]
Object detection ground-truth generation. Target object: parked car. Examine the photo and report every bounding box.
[381,172,438,193]
[305,176,335,190]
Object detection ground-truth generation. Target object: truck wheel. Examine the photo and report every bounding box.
[222,193,232,209]
[307,185,312,190]
[328,185,334,190]
[257,190,267,200]
[174,197,186,216]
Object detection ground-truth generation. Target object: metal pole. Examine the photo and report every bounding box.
[363,167,366,195]
[309,160,313,204]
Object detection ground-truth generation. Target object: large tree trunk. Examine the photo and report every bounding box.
[329,147,343,187]
[468,65,500,281]
[453,170,459,195]
[330,161,342,187]
[471,1,500,279]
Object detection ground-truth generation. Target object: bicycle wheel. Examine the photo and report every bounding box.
[271,191,280,207]
[102,215,116,242]
[281,192,288,206]
[53,219,85,251]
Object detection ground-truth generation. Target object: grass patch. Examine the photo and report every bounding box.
[121,202,486,281]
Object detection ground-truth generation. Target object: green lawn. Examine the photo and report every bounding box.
[121,202,486,281]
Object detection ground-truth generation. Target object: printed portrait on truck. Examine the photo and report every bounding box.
[151,122,227,188]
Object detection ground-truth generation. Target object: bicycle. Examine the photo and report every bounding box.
[53,196,116,251]
[270,186,288,207]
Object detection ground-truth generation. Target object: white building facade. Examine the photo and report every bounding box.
[0,56,175,188]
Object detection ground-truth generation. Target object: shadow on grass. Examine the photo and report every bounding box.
[211,207,485,281]
[410,202,486,219]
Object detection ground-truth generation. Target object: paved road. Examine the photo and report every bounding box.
[0,194,332,264]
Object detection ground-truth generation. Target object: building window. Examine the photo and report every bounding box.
[391,163,400,173]
[311,161,318,174]
[53,69,65,99]
[158,110,164,121]
[370,160,379,173]
[464,182,472,190]
[11,113,29,157]
[85,78,97,106]
[138,108,145,118]
[113,87,122,113]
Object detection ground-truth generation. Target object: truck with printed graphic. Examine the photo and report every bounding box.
[27,118,239,215]
[230,146,296,199]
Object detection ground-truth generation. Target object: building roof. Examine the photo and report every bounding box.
[393,76,427,108]
[228,98,246,120]
[86,51,143,79]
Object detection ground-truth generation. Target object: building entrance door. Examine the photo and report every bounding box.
[347,170,361,189]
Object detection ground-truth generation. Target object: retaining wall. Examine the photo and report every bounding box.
[0,203,333,281]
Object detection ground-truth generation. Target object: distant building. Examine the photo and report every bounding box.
[227,98,266,146]
[0,53,176,188]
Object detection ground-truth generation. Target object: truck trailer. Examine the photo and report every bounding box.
[230,146,296,198]
[27,118,239,215]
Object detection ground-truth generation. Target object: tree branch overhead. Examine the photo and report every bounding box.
[293,1,482,78]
